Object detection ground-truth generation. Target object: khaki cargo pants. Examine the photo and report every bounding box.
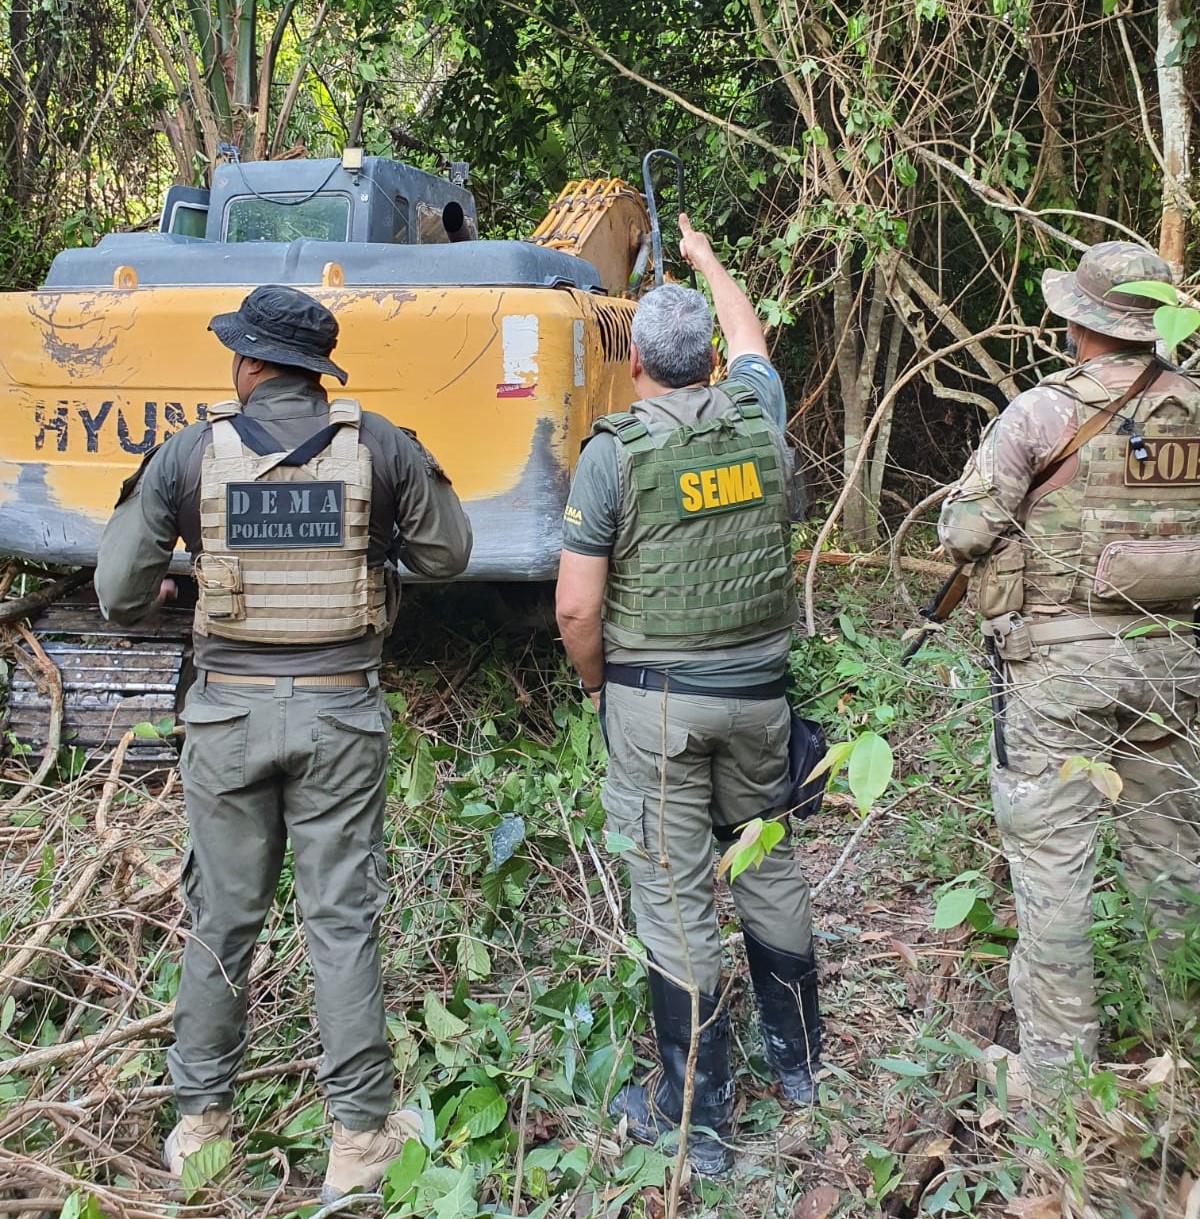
[168,671,395,1130]
[993,634,1200,1077]
[601,682,813,996]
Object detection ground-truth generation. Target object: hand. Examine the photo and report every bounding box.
[156,578,177,606]
[589,691,602,711]
[679,213,717,275]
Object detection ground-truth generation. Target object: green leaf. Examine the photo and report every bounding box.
[727,842,762,884]
[933,886,979,930]
[452,1084,507,1139]
[405,737,437,808]
[1113,278,1179,305]
[847,732,894,814]
[131,721,160,739]
[805,737,855,784]
[0,994,14,1036]
[423,993,468,1041]
[180,1136,232,1201]
[456,935,491,981]
[605,831,639,855]
[381,1135,426,1204]
[871,1057,930,1077]
[759,820,786,854]
[1153,304,1200,352]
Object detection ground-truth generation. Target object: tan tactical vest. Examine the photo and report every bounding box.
[193,397,387,644]
[1019,358,1200,613]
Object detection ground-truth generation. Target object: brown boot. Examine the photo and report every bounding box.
[163,1105,233,1176]
[321,1109,422,1203]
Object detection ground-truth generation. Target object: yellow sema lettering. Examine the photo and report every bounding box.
[563,505,584,526]
[678,460,764,513]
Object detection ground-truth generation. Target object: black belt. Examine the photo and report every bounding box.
[604,663,787,700]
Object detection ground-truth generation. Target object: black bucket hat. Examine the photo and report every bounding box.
[209,285,348,383]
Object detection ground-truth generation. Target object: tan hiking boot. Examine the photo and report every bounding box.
[321,1108,422,1203]
[163,1105,233,1176]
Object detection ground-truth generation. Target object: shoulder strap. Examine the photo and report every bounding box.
[327,397,362,460]
[593,412,651,446]
[206,398,243,422]
[1028,360,1161,494]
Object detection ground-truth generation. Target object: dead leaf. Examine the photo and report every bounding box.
[793,1184,841,1219]
[890,937,920,968]
[642,1187,666,1219]
[1184,1173,1200,1219]
[860,930,890,942]
[1088,761,1123,801]
[978,1104,1004,1131]
[1004,1196,1063,1219]
[921,1137,952,1160]
[1145,1052,1187,1087]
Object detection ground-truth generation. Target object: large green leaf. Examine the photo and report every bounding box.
[846,732,894,814]
[933,886,978,930]
[453,1084,507,1139]
[1114,278,1179,305]
[180,1137,232,1201]
[405,737,437,808]
[1154,304,1200,352]
[424,993,468,1041]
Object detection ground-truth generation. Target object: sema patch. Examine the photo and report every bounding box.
[226,480,345,548]
[676,458,764,517]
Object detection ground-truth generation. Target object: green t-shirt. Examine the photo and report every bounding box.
[561,355,796,687]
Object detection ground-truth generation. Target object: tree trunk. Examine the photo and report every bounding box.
[1157,0,1191,271]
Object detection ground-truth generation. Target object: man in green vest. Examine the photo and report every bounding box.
[95,286,473,1202]
[939,242,1200,1092]
[556,215,819,1176]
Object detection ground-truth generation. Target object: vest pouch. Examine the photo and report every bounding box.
[194,553,245,622]
[1094,538,1200,606]
[973,535,1025,619]
[982,612,1033,661]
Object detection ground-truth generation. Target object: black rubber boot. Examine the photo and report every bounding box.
[743,926,822,1104]
[609,969,735,1176]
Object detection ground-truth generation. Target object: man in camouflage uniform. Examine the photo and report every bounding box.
[939,243,1200,1087]
[95,286,472,1201]
[556,216,818,1175]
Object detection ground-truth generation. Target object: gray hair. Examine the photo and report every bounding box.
[630,284,714,388]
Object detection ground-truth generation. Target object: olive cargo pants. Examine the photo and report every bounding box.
[601,682,814,995]
[168,672,395,1130]
[993,634,1200,1077]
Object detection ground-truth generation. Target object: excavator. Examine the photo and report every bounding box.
[0,149,682,769]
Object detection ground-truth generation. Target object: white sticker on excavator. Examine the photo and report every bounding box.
[497,314,538,398]
[573,320,585,387]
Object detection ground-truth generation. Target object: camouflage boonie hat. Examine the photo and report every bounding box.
[1041,241,1172,342]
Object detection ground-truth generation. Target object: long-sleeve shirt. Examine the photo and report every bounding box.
[95,372,472,674]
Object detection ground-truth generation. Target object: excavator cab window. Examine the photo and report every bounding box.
[224,193,352,243]
[160,185,210,238]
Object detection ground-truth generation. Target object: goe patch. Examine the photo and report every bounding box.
[226,481,345,548]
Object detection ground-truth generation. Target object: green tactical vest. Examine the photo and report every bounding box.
[594,385,797,651]
[1020,356,1200,612]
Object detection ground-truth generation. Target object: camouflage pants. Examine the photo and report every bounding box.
[993,635,1200,1076]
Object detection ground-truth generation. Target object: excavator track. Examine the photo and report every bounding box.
[7,595,193,776]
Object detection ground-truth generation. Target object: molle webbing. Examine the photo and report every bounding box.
[598,401,796,649]
[1020,364,1200,611]
[194,397,385,645]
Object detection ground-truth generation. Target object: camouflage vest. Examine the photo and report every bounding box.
[193,397,386,644]
[596,386,797,651]
[1019,356,1200,612]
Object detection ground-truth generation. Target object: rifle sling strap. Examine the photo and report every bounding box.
[1028,360,1161,495]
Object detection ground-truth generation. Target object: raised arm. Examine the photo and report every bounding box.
[678,213,768,363]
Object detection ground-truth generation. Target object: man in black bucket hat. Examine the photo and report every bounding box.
[209,284,350,383]
[939,242,1200,1097]
[95,284,472,1202]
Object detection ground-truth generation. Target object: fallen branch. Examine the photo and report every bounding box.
[794,549,954,579]
[0,569,91,625]
[1,622,65,808]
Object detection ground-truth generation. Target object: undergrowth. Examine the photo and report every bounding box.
[0,574,1198,1218]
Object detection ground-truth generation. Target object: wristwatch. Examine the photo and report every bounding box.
[579,679,604,695]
